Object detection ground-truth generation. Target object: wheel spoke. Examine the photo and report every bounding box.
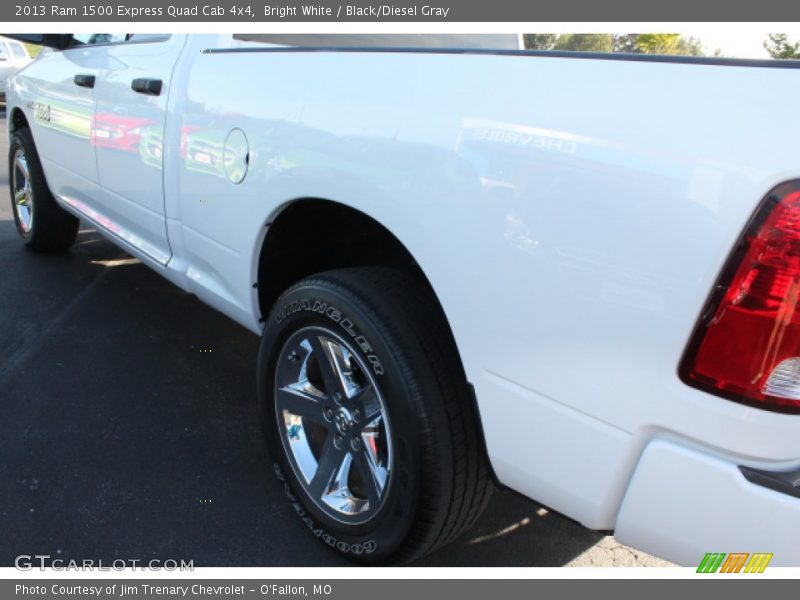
[15,155,29,181]
[309,433,347,497]
[353,384,382,424]
[309,335,351,399]
[276,383,327,424]
[361,412,385,436]
[360,415,390,500]
[352,446,383,506]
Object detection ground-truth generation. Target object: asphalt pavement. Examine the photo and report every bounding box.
[0,112,670,567]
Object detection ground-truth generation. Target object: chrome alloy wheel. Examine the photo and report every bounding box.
[12,148,33,234]
[275,326,393,524]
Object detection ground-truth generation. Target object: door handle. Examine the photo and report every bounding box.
[73,74,95,88]
[131,78,162,96]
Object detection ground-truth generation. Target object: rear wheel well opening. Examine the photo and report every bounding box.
[257,199,426,318]
[256,198,498,500]
[9,107,30,133]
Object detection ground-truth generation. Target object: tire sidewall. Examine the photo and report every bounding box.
[258,280,424,563]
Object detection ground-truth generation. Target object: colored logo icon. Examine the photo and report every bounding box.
[697,553,773,573]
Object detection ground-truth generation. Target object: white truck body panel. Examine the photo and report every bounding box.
[8,33,800,565]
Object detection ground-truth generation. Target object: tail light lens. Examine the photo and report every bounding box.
[680,181,800,414]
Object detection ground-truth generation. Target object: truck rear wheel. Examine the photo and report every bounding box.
[8,127,79,252]
[257,267,493,563]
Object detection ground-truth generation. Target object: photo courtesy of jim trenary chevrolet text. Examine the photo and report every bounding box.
[1,0,800,594]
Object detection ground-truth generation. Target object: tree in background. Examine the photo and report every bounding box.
[634,33,681,54]
[523,33,614,52]
[636,34,704,56]
[522,33,704,56]
[675,36,705,56]
[612,34,640,53]
[522,34,558,50]
[554,34,614,52]
[764,34,800,58]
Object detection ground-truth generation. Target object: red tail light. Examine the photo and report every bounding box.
[680,181,800,414]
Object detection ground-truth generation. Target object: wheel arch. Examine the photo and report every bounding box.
[252,197,484,429]
[9,106,30,133]
[255,197,426,317]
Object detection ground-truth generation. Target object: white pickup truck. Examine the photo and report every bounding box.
[6,33,800,566]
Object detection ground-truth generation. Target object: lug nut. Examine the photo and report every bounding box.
[333,391,344,404]
[350,436,362,451]
[324,408,334,421]
[334,434,344,449]
[352,409,361,422]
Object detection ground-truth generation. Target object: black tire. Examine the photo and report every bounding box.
[8,127,79,251]
[257,267,493,564]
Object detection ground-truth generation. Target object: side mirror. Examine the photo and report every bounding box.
[0,34,73,49]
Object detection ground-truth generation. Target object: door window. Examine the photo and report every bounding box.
[71,34,127,45]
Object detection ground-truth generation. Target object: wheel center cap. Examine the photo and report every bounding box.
[334,407,354,433]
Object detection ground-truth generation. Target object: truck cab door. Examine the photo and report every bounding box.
[92,34,187,265]
[17,37,108,211]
